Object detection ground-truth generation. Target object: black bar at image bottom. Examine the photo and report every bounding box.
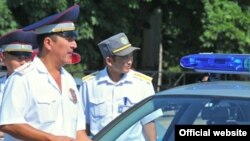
[175,125,249,140]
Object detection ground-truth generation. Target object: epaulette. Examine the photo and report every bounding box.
[133,71,152,83]
[82,71,99,81]
[14,62,34,75]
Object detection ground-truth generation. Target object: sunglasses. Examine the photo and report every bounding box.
[6,51,32,58]
[56,31,78,40]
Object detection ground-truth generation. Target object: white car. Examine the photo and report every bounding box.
[91,53,250,141]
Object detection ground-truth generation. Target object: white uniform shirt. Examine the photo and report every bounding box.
[0,57,86,141]
[0,75,7,107]
[81,67,155,141]
[0,75,7,141]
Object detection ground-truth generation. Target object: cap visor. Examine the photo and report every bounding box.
[6,51,32,57]
[59,31,78,39]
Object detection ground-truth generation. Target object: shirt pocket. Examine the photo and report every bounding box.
[118,96,142,113]
[36,97,56,124]
[89,97,107,117]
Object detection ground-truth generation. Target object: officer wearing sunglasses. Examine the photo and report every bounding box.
[0,29,37,140]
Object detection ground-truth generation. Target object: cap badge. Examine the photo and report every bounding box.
[69,88,77,104]
[120,36,129,45]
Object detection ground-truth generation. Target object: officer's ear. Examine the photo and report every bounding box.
[0,52,5,62]
[106,56,112,66]
[43,36,57,51]
[105,56,115,67]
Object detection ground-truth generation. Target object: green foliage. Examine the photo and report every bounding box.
[200,0,250,53]
[160,0,250,72]
[64,63,87,78]
[161,0,204,72]
[0,0,18,35]
[76,0,155,70]
[6,0,68,26]
[2,0,250,73]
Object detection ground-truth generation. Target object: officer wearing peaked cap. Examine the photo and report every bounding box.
[0,29,37,140]
[98,32,140,57]
[80,33,161,140]
[0,29,37,58]
[0,5,91,141]
[0,29,37,76]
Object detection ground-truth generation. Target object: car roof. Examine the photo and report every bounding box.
[157,81,250,98]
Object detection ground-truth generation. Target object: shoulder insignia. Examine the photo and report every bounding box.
[0,75,6,82]
[133,72,153,83]
[82,71,99,81]
[14,62,34,75]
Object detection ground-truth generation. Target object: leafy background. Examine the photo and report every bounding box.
[1,0,250,79]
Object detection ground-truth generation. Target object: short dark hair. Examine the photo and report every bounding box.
[37,33,58,52]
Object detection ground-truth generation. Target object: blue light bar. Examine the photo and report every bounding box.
[180,53,250,74]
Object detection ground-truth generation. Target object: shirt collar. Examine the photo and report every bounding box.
[98,67,133,85]
[33,56,47,73]
[33,56,65,74]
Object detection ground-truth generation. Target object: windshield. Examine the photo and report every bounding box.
[94,95,250,141]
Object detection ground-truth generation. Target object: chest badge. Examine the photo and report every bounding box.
[69,88,77,104]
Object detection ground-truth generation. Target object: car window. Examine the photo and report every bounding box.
[194,100,250,125]
[93,96,250,141]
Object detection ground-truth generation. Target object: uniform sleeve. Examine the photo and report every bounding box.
[79,81,90,124]
[142,80,155,98]
[140,79,163,124]
[141,109,163,125]
[0,74,30,125]
[76,88,87,131]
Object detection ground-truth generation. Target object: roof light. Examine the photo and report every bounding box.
[180,53,250,74]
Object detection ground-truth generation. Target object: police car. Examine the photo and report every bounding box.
[91,53,250,141]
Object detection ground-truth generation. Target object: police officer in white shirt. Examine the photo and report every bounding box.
[80,33,157,141]
[0,5,91,141]
[0,29,36,141]
[0,29,36,108]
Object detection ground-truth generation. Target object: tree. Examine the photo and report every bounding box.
[2,0,250,77]
[0,0,17,35]
[160,0,204,71]
[200,0,250,53]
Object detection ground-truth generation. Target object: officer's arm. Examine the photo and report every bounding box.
[76,129,92,141]
[0,131,4,138]
[143,121,157,141]
[0,124,75,141]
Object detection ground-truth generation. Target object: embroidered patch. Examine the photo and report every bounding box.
[82,71,99,81]
[69,88,77,104]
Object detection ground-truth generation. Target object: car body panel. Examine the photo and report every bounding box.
[92,80,250,141]
[159,81,250,97]
[89,53,250,141]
